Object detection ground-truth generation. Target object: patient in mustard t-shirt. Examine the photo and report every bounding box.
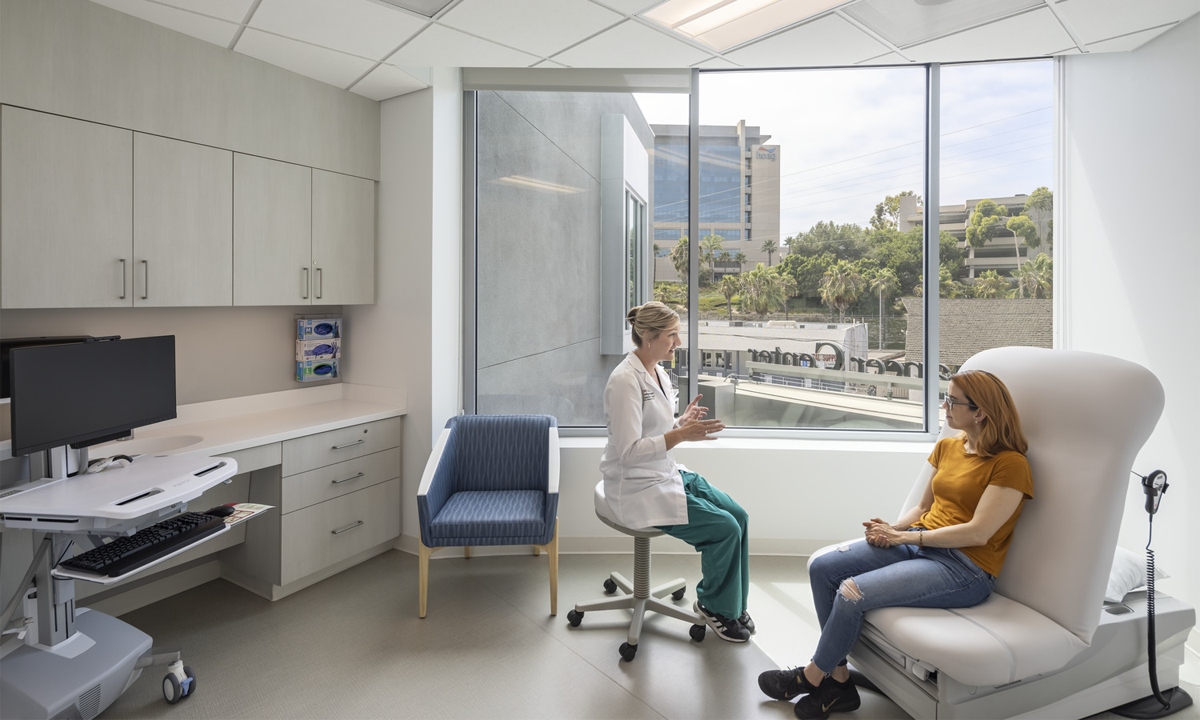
[758,369,1033,720]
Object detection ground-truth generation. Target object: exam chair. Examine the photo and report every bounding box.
[810,346,1196,719]
[416,414,559,618]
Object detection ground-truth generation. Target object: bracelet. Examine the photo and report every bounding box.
[916,528,924,549]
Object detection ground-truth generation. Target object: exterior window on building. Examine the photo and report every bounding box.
[746,193,751,205]
[746,228,751,241]
[745,175,751,187]
[745,210,751,224]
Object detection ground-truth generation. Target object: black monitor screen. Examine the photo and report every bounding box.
[9,336,177,456]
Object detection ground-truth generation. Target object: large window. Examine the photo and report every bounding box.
[467,61,1053,433]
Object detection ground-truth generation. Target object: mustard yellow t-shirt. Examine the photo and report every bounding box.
[917,437,1033,577]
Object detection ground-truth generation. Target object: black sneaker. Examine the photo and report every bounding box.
[793,676,860,720]
[694,601,750,643]
[757,667,817,701]
[740,610,756,634]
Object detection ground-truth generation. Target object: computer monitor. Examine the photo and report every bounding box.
[8,336,177,457]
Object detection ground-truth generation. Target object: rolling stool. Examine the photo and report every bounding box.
[566,481,706,661]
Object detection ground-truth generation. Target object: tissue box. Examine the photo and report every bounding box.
[296,338,340,360]
[297,318,341,340]
[296,358,339,382]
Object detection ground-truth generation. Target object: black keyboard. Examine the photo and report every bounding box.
[59,512,226,578]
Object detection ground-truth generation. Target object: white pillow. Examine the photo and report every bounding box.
[1105,545,1170,603]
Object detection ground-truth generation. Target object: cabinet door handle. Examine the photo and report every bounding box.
[331,439,365,450]
[119,259,127,299]
[316,267,323,299]
[302,267,310,299]
[141,260,149,300]
[331,520,364,535]
[331,472,365,485]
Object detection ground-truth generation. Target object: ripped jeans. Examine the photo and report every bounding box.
[808,536,995,673]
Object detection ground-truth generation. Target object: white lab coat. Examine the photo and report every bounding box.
[599,353,689,529]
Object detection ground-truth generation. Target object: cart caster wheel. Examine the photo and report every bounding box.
[619,642,637,662]
[690,624,706,642]
[182,666,196,698]
[567,609,584,627]
[163,674,182,705]
[603,578,618,594]
[671,586,686,602]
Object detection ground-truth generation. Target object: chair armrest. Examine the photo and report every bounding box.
[418,427,453,498]
[547,427,560,495]
[418,428,455,546]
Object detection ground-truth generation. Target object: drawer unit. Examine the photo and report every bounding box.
[279,477,400,585]
[282,416,400,474]
[282,447,399,514]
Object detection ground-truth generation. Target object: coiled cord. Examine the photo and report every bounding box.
[1145,515,1170,710]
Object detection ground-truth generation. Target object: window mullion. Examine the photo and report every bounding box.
[923,63,941,433]
[687,68,700,406]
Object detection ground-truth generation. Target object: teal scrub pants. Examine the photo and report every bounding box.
[656,471,750,620]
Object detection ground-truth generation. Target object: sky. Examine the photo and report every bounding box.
[634,60,1053,239]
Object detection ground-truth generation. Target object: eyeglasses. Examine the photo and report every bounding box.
[942,396,978,411]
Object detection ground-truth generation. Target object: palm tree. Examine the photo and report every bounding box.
[819,260,864,321]
[718,249,732,279]
[669,236,689,286]
[1014,253,1053,298]
[741,264,785,318]
[973,269,1009,299]
[734,251,747,273]
[700,235,724,285]
[719,274,740,322]
[760,237,778,266]
[868,268,901,349]
[652,243,660,284]
[779,271,799,320]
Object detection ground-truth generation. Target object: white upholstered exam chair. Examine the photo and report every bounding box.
[809,347,1195,720]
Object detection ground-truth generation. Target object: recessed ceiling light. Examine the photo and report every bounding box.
[372,0,455,18]
[642,0,849,51]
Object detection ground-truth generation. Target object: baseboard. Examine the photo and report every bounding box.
[79,559,222,617]
[394,533,832,558]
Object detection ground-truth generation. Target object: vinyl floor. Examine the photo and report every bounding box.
[103,551,1200,720]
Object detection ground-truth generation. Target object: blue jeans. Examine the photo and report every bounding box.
[808,537,995,673]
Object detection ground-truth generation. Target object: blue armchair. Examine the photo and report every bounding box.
[416,414,560,618]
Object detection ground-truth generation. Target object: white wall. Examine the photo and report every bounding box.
[1061,16,1199,616]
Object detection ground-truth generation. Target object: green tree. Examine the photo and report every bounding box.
[719,274,741,322]
[819,260,864,321]
[866,226,963,297]
[652,243,660,283]
[779,251,836,303]
[939,264,968,298]
[868,268,901,349]
[734,250,748,273]
[1024,187,1053,248]
[700,234,724,280]
[869,191,920,232]
[972,269,1010,298]
[740,263,785,318]
[669,236,689,286]
[778,270,799,320]
[790,221,867,261]
[760,237,778,266]
[1014,253,1053,298]
[965,199,1009,250]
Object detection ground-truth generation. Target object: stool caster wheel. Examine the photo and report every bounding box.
[619,642,637,662]
[690,624,706,642]
[603,578,618,594]
[163,674,181,704]
[671,586,686,602]
[567,609,584,627]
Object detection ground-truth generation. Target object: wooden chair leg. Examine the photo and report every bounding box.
[463,546,470,559]
[419,541,435,618]
[533,546,540,556]
[546,519,559,616]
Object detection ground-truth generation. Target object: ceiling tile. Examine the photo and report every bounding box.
[250,0,427,60]
[145,0,254,23]
[722,13,888,67]
[845,0,1043,49]
[440,0,623,59]
[1084,24,1181,53]
[388,24,542,66]
[590,0,662,15]
[1054,0,1200,45]
[693,56,743,69]
[88,0,239,46]
[903,7,1074,63]
[235,28,377,88]
[553,19,712,67]
[351,63,429,100]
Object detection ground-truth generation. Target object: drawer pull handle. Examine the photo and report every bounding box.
[331,472,365,485]
[332,520,364,535]
[331,439,365,450]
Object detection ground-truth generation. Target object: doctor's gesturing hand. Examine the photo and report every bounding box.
[666,395,724,448]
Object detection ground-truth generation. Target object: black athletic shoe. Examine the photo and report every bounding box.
[740,610,756,634]
[757,667,817,701]
[794,676,860,720]
[694,601,750,643]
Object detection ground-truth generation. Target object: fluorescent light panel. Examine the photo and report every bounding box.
[642,0,847,51]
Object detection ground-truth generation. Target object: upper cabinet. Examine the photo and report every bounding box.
[233,154,313,306]
[1,106,133,309]
[312,170,375,305]
[134,134,233,307]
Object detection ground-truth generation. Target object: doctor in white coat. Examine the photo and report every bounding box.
[600,301,753,643]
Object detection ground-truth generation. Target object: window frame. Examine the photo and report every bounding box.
[463,61,1054,442]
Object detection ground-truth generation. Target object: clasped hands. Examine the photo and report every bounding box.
[863,517,904,548]
[676,394,724,442]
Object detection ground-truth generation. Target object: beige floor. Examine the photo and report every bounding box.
[104,551,1199,720]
